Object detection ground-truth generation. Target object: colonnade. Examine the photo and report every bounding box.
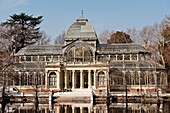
[63,70,97,89]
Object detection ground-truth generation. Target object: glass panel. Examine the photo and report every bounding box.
[28,72,33,85]
[32,56,38,61]
[15,56,19,62]
[65,45,93,63]
[98,71,105,86]
[21,56,25,61]
[110,55,116,61]
[124,54,130,60]
[49,72,57,86]
[14,72,20,85]
[53,56,58,61]
[46,55,51,61]
[131,54,137,60]
[39,56,45,61]
[117,54,123,60]
[26,56,31,61]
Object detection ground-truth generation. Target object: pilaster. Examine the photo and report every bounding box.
[64,70,68,89]
[72,70,76,89]
[80,70,84,89]
[88,70,92,89]
[57,71,61,89]
[94,70,97,89]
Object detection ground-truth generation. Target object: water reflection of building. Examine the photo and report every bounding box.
[3,103,170,113]
[7,15,167,93]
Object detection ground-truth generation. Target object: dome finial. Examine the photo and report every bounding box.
[81,4,84,17]
[81,9,84,17]
[76,7,88,22]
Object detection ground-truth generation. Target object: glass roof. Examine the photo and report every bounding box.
[65,16,97,40]
[97,43,147,54]
[15,45,63,55]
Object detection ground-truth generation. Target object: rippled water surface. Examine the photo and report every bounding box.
[1,102,170,113]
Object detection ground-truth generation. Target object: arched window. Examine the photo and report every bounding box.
[28,72,34,85]
[64,44,93,63]
[112,70,123,85]
[49,72,57,86]
[125,71,131,85]
[37,72,45,85]
[21,72,26,85]
[134,71,139,85]
[98,71,105,86]
[141,71,146,85]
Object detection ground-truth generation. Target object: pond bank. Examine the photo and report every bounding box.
[1,89,170,104]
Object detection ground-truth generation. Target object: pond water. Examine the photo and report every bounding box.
[1,102,170,113]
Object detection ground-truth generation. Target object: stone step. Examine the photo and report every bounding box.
[53,89,92,97]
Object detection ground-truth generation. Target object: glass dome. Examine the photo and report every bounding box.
[65,16,97,40]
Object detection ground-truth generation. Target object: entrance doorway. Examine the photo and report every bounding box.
[76,71,80,88]
[84,71,88,88]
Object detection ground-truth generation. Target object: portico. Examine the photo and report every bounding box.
[46,66,108,90]
[63,69,96,89]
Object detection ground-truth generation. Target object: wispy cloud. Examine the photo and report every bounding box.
[0,0,29,9]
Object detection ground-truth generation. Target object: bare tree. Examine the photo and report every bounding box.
[98,30,114,44]
[0,26,14,76]
[159,16,170,67]
[0,36,15,106]
[139,24,162,61]
[35,31,51,45]
[126,28,142,44]
[54,31,65,44]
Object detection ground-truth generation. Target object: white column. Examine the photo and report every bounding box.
[57,71,61,89]
[80,107,84,113]
[94,70,97,89]
[106,71,109,88]
[64,70,68,89]
[123,54,125,61]
[80,70,84,89]
[154,71,157,85]
[65,106,67,113]
[165,73,168,85]
[33,72,36,85]
[147,71,150,93]
[88,107,91,113]
[72,70,75,89]
[72,106,75,113]
[19,56,21,63]
[138,71,141,92]
[88,70,92,89]
[56,107,60,113]
[130,54,132,60]
[130,71,133,85]
[116,54,118,61]
[137,54,139,61]
[26,72,29,86]
[19,72,21,86]
[122,70,126,86]
[146,71,149,86]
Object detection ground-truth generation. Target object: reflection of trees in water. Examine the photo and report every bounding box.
[1,103,5,113]
[163,102,170,113]
[98,103,169,113]
[1,103,170,113]
[35,101,39,113]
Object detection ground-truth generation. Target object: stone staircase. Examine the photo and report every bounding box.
[54,89,92,97]
[53,89,92,103]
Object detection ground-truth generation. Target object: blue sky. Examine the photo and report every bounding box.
[0,0,170,40]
